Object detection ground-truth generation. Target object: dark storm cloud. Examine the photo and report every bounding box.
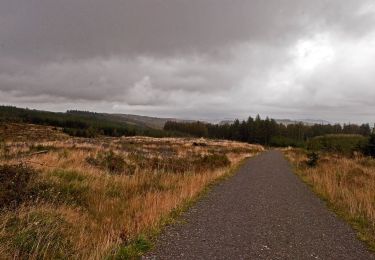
[0,0,374,123]
[2,0,373,60]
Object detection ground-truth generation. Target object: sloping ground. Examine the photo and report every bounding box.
[145,151,374,259]
[0,123,68,142]
[112,114,198,129]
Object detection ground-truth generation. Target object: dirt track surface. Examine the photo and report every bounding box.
[145,151,374,259]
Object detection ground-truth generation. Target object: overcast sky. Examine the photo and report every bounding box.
[0,0,374,123]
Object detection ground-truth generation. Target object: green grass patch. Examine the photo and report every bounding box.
[111,235,152,259]
[52,169,86,182]
[1,210,74,259]
[30,169,89,207]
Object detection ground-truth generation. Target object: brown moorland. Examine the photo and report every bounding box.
[0,123,263,259]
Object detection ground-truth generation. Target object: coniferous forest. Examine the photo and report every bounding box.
[164,116,372,145]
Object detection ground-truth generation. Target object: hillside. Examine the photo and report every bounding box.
[0,106,199,134]
[0,106,170,138]
[111,114,197,130]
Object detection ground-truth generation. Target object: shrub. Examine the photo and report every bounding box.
[0,164,36,208]
[192,142,207,147]
[58,149,70,159]
[86,151,135,175]
[147,156,189,173]
[363,134,375,157]
[103,152,126,173]
[128,152,147,167]
[307,134,366,155]
[63,127,98,138]
[195,154,231,171]
[306,152,319,168]
[270,136,304,148]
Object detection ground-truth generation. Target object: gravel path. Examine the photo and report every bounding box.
[145,151,374,259]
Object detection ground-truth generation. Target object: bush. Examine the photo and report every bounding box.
[102,151,126,173]
[147,156,190,173]
[0,164,36,208]
[63,127,98,138]
[192,142,207,147]
[269,136,304,148]
[363,134,375,157]
[307,134,366,155]
[86,151,136,175]
[195,154,231,171]
[306,152,319,167]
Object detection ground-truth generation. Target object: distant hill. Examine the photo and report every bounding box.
[0,105,203,138]
[0,106,168,138]
[111,114,197,130]
[0,105,334,135]
[275,119,331,126]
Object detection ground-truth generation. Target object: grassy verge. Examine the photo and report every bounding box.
[283,148,375,251]
[111,158,249,259]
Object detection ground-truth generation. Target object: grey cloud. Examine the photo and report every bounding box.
[0,0,374,123]
[1,0,373,61]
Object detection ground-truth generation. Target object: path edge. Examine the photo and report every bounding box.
[112,153,262,259]
[282,149,375,253]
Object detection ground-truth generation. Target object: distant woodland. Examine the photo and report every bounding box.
[164,117,375,156]
[1,106,374,156]
[0,106,171,138]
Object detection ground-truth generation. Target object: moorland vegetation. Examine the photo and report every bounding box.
[0,123,262,259]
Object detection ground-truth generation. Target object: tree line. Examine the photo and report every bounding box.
[164,115,373,147]
[0,106,170,138]
[1,106,373,156]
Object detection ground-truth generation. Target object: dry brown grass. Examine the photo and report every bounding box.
[284,148,375,249]
[0,123,263,259]
[0,123,67,142]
